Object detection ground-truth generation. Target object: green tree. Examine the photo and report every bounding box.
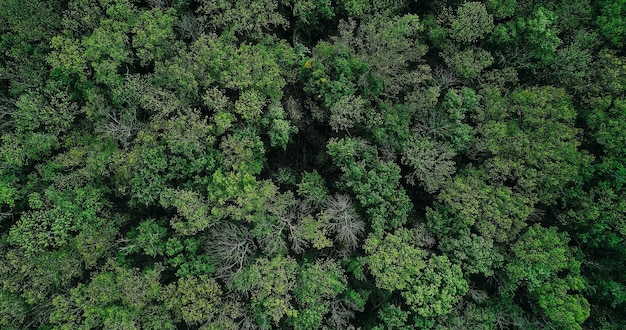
[442,46,494,79]
[50,263,174,329]
[439,233,504,277]
[335,14,429,98]
[327,137,412,233]
[430,169,533,243]
[0,0,62,95]
[446,2,494,44]
[597,0,626,47]
[489,6,561,68]
[8,184,109,254]
[163,275,224,326]
[230,256,298,328]
[285,0,334,38]
[505,225,590,329]
[401,135,456,193]
[291,259,347,329]
[131,7,180,65]
[197,0,289,39]
[0,248,83,328]
[410,87,476,152]
[365,229,468,318]
[123,219,168,257]
[477,86,589,205]
[297,170,329,206]
[337,0,405,19]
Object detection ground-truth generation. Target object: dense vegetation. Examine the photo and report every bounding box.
[1,0,625,329]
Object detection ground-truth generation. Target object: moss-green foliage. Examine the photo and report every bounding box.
[1,0,625,329]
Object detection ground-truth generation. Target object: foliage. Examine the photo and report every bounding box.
[50,264,173,329]
[597,0,626,47]
[291,259,347,329]
[1,0,624,328]
[230,256,298,328]
[401,134,456,193]
[365,229,468,317]
[327,137,412,233]
[163,275,223,325]
[445,2,494,44]
[504,225,590,329]
[197,0,289,39]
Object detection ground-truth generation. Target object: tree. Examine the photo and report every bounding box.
[291,259,347,329]
[297,170,329,206]
[206,223,256,279]
[8,184,110,254]
[374,304,412,330]
[47,0,138,89]
[337,0,405,20]
[435,301,498,330]
[504,225,590,329]
[301,41,371,114]
[485,0,516,19]
[325,194,365,250]
[439,232,504,277]
[442,46,494,79]
[401,134,456,193]
[597,0,626,47]
[287,208,333,254]
[329,94,366,132]
[0,248,84,328]
[410,87,476,152]
[0,0,62,95]
[160,188,215,235]
[112,106,219,208]
[446,2,494,44]
[131,7,180,65]
[50,263,175,329]
[477,86,589,205]
[1,1,626,329]
[197,0,289,39]
[163,275,224,326]
[489,6,561,67]
[327,137,412,233]
[189,33,296,103]
[287,0,335,39]
[334,15,429,98]
[123,219,168,258]
[165,236,215,278]
[230,256,298,328]
[532,277,590,330]
[430,169,533,243]
[365,228,468,318]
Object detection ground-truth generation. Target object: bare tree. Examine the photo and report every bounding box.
[206,223,257,280]
[327,298,357,329]
[325,194,364,251]
[177,13,208,41]
[147,0,172,9]
[96,111,138,147]
[0,100,15,133]
[281,199,314,254]
[432,65,460,89]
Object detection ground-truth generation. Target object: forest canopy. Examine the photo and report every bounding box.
[1,0,625,329]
